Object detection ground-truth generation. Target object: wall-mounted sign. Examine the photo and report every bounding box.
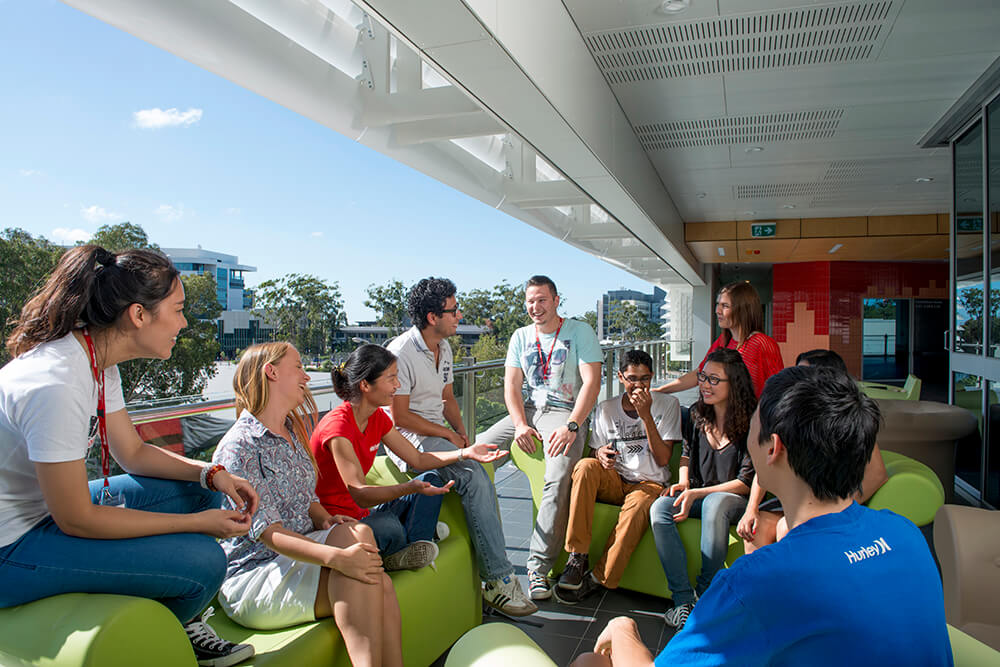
[957,216,983,232]
[750,222,777,238]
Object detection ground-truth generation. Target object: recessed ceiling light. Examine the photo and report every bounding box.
[717,246,726,257]
[914,177,933,183]
[829,243,843,254]
[658,0,691,13]
[745,146,764,153]
[696,192,707,199]
[743,210,756,216]
[781,204,796,209]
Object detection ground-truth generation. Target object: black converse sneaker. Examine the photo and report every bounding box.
[184,608,255,667]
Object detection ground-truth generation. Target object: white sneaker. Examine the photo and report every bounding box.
[484,575,538,616]
[435,521,450,542]
[383,540,439,571]
[664,600,696,630]
[528,570,553,600]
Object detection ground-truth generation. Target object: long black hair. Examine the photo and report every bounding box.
[690,348,757,443]
[7,245,179,358]
[332,344,397,402]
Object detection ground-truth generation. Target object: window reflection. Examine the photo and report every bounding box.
[954,372,986,497]
[955,121,985,354]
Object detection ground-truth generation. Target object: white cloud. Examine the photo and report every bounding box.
[19,168,43,177]
[132,107,203,129]
[310,231,324,238]
[224,207,241,216]
[155,203,185,222]
[80,204,121,224]
[52,227,92,244]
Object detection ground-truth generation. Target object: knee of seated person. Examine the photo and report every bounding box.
[420,470,446,488]
[353,521,377,546]
[572,457,601,480]
[649,496,677,525]
[185,535,228,587]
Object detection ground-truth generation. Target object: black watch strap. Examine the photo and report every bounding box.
[567,420,579,432]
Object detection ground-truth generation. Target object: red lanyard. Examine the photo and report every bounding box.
[81,328,111,488]
[534,318,564,382]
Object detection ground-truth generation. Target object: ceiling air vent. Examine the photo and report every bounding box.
[584,1,897,83]
[735,182,841,200]
[635,109,843,150]
[823,159,866,182]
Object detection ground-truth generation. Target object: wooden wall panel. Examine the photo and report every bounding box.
[868,214,937,236]
[684,221,737,241]
[799,217,867,237]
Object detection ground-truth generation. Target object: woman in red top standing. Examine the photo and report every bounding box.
[310,345,506,572]
[654,282,784,399]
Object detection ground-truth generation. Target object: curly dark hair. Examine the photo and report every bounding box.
[407,277,457,330]
[690,348,757,444]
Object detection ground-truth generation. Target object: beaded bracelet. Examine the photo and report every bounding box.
[201,464,226,491]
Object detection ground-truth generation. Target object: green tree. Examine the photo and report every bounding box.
[579,310,598,332]
[608,300,663,341]
[254,274,346,355]
[0,228,65,364]
[863,299,896,319]
[89,222,158,252]
[120,272,222,402]
[957,286,1000,350]
[458,281,530,343]
[365,279,409,335]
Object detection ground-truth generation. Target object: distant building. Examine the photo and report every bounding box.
[597,286,666,340]
[163,247,272,357]
[663,287,692,361]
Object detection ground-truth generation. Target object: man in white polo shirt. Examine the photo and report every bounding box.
[387,277,536,617]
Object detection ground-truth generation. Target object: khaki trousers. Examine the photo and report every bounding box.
[564,458,663,589]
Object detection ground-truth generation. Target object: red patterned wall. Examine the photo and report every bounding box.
[772,261,948,376]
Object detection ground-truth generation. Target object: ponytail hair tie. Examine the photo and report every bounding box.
[94,248,116,269]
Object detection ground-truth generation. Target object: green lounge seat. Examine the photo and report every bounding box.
[867,450,945,527]
[508,438,742,599]
[441,623,998,666]
[858,374,922,401]
[0,456,481,667]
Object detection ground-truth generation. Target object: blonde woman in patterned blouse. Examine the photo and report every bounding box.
[213,342,402,667]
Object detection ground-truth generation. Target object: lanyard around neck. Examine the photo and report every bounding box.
[534,317,564,382]
[81,328,111,488]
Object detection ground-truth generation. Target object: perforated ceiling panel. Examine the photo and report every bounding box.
[583,1,897,84]
[635,109,843,150]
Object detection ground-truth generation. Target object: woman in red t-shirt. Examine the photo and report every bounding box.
[310,345,506,572]
[654,281,784,399]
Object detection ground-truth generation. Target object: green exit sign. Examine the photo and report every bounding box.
[750,222,776,238]
[957,216,983,232]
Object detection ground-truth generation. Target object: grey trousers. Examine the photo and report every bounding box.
[476,405,587,575]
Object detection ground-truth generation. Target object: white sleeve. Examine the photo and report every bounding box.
[21,382,92,463]
[657,396,683,442]
[589,405,608,449]
[104,364,126,413]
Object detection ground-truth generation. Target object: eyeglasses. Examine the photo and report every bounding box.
[696,372,727,386]
[622,375,652,384]
[440,307,459,315]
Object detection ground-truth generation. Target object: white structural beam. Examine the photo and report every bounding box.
[355,0,702,285]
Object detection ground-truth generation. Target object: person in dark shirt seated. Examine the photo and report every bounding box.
[738,348,888,553]
[574,365,953,667]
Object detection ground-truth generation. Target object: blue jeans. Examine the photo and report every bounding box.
[0,475,225,623]
[362,471,445,556]
[401,436,514,582]
[650,491,747,605]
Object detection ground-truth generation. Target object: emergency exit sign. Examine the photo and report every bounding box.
[750,222,776,238]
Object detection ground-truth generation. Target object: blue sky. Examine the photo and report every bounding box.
[0,0,664,321]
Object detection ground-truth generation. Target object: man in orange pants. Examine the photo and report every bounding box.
[555,349,681,604]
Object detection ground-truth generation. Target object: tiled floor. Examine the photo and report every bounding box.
[432,461,679,666]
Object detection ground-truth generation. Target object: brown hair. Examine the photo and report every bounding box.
[719,281,765,345]
[7,245,179,358]
[234,342,318,470]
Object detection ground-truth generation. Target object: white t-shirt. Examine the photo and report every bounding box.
[386,326,453,449]
[0,333,125,547]
[590,392,682,486]
[505,318,603,410]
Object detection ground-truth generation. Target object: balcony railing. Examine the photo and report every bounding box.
[104,339,690,479]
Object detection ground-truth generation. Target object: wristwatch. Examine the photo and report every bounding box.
[566,421,579,433]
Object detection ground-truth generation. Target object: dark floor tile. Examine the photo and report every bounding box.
[536,585,607,612]
[518,604,598,639]
[597,587,671,615]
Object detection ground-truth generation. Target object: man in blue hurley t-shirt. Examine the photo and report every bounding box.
[575,365,953,667]
[475,275,603,601]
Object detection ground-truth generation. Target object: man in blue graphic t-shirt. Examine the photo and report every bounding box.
[575,365,953,667]
[475,275,603,602]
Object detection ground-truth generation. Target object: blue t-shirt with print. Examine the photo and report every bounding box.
[655,502,952,666]
[505,318,602,410]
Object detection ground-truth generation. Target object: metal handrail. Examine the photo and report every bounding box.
[125,338,691,430]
